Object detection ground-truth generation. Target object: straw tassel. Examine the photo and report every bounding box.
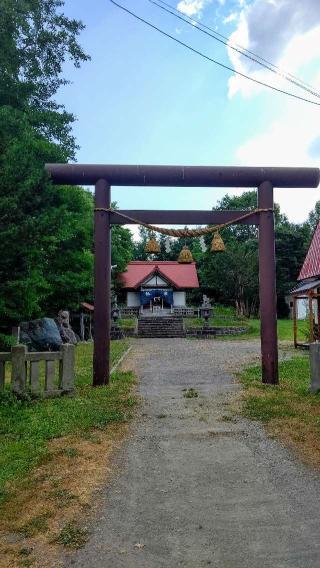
[177,245,193,263]
[144,234,160,254]
[211,231,225,252]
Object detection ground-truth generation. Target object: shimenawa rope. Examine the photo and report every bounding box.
[93,207,273,238]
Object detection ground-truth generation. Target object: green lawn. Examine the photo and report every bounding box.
[185,317,309,342]
[118,318,136,330]
[0,340,135,502]
[238,353,320,465]
[185,316,248,328]
[240,354,312,421]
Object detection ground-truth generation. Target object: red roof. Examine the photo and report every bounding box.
[299,222,320,280]
[119,261,199,289]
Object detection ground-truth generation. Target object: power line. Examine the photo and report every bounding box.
[152,0,319,96]
[110,0,320,107]
[149,0,320,100]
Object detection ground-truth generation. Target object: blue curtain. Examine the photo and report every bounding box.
[140,289,173,306]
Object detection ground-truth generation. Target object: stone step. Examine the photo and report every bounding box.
[137,314,185,338]
[138,323,184,327]
[138,333,186,339]
[138,335,186,338]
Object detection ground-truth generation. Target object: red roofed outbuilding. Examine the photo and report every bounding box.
[291,222,320,345]
[298,222,320,281]
[118,261,199,312]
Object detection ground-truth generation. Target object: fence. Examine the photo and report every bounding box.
[0,344,75,397]
[119,307,140,317]
[173,307,198,317]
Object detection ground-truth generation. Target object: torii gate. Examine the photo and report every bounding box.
[45,164,320,386]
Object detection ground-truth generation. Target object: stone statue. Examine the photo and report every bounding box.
[56,310,78,345]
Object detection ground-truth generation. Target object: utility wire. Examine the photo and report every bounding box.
[153,0,319,96]
[149,0,320,99]
[110,0,320,107]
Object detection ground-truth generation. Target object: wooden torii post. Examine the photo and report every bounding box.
[45,164,320,386]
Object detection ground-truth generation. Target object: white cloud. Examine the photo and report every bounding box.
[176,0,210,17]
[225,1,320,222]
[227,0,320,100]
[235,87,320,222]
[223,12,238,24]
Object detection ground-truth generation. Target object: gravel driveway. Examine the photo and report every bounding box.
[64,339,320,568]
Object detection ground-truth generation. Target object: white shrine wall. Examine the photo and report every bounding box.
[173,291,186,306]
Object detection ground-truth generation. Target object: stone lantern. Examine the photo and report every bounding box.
[111,306,124,339]
[111,306,120,324]
[200,295,213,328]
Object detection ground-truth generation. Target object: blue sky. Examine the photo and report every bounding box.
[58,0,320,229]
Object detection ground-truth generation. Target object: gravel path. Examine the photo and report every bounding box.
[65,339,320,568]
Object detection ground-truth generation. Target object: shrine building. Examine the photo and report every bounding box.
[118,261,199,312]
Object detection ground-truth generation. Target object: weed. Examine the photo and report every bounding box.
[183,388,199,399]
[19,547,33,556]
[199,415,208,423]
[156,414,167,419]
[53,522,88,548]
[17,512,52,537]
[18,559,34,567]
[220,415,233,422]
[48,488,77,508]
[59,447,79,458]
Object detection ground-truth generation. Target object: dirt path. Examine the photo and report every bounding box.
[64,339,320,567]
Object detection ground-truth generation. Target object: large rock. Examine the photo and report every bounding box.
[20,318,62,352]
[56,310,78,345]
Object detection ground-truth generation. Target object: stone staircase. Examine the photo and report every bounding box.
[137,316,186,338]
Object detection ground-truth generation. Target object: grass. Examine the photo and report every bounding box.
[0,340,135,503]
[183,388,199,399]
[52,521,88,549]
[117,318,136,330]
[185,316,248,328]
[18,512,52,538]
[239,353,320,467]
[186,317,309,342]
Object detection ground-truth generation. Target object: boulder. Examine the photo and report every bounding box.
[20,318,62,352]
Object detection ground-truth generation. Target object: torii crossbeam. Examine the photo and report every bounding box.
[45,164,320,386]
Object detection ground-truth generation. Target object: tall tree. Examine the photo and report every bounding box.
[196,191,309,316]
[0,1,92,339]
[0,0,90,155]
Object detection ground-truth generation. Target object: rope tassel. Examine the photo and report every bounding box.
[144,234,160,253]
[211,231,225,252]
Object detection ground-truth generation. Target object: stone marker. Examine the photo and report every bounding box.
[11,344,27,393]
[309,342,320,392]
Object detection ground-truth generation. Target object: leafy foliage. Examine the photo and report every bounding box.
[0,2,135,329]
[0,0,90,155]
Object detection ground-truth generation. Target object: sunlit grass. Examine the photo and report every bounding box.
[185,316,309,342]
[0,340,135,502]
[238,354,320,468]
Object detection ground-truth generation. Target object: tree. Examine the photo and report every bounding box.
[307,201,320,232]
[0,108,94,322]
[197,191,310,317]
[0,0,90,156]
[0,1,92,338]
